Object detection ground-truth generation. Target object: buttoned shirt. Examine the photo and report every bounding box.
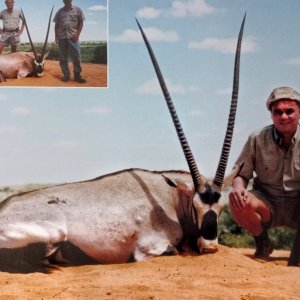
[234,123,300,199]
[53,5,85,40]
[0,9,22,31]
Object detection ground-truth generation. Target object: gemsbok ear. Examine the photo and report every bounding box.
[44,52,49,59]
[162,175,194,197]
[162,175,177,188]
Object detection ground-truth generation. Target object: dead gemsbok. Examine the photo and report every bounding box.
[0,6,53,82]
[0,15,245,273]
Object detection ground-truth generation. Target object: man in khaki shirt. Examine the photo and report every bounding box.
[229,86,300,258]
[53,0,86,83]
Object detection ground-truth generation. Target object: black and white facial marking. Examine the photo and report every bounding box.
[33,57,46,77]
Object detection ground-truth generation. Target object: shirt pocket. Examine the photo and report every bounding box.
[69,14,78,25]
[256,158,280,184]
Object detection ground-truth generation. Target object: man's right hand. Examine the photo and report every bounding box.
[229,176,249,210]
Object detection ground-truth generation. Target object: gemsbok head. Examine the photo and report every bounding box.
[21,6,54,77]
[136,14,246,252]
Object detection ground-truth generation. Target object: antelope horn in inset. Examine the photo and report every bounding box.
[136,18,206,194]
[211,13,246,193]
[21,9,37,59]
[41,5,54,59]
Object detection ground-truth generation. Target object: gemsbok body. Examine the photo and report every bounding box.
[0,16,246,273]
[0,7,53,82]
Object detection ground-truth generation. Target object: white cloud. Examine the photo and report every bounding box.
[169,0,216,18]
[136,78,186,95]
[282,57,300,66]
[11,107,31,116]
[84,106,111,115]
[136,7,163,19]
[188,36,259,54]
[88,5,107,12]
[111,27,179,43]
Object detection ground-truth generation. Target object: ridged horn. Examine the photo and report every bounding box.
[41,6,54,59]
[21,6,54,60]
[211,13,246,193]
[21,9,37,59]
[136,18,206,193]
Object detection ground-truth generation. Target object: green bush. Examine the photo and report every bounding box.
[46,44,60,60]
[218,205,296,250]
[18,42,107,64]
[92,45,107,64]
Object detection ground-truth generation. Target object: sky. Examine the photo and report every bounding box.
[0,0,299,185]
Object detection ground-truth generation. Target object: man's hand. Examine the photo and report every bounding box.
[17,28,23,36]
[71,33,79,42]
[229,176,249,210]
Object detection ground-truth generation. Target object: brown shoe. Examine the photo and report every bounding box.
[254,231,274,258]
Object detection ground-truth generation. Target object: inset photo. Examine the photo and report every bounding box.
[0,0,107,87]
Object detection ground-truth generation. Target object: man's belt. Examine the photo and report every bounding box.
[3,28,19,33]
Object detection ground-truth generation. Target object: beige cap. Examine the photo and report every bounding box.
[266,86,300,110]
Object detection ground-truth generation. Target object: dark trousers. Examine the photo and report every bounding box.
[58,39,82,76]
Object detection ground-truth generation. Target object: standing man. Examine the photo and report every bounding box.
[229,87,300,258]
[53,0,86,83]
[0,0,24,54]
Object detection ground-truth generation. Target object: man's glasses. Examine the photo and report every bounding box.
[272,108,295,116]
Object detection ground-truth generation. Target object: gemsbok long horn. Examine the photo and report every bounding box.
[41,5,54,59]
[21,6,54,60]
[21,8,37,59]
[211,13,246,193]
[137,14,246,204]
[136,18,207,195]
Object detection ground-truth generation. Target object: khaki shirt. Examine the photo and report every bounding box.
[234,123,300,199]
[0,9,22,31]
[53,6,85,40]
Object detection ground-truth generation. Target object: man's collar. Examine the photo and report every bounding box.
[64,6,73,11]
[273,122,300,146]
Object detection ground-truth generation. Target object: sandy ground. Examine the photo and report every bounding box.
[0,246,298,299]
[0,60,107,88]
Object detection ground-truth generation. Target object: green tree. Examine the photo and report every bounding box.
[218,205,296,250]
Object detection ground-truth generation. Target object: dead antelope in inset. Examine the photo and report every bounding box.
[0,15,245,273]
[0,6,53,82]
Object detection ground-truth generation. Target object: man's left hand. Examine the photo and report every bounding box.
[71,33,79,42]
